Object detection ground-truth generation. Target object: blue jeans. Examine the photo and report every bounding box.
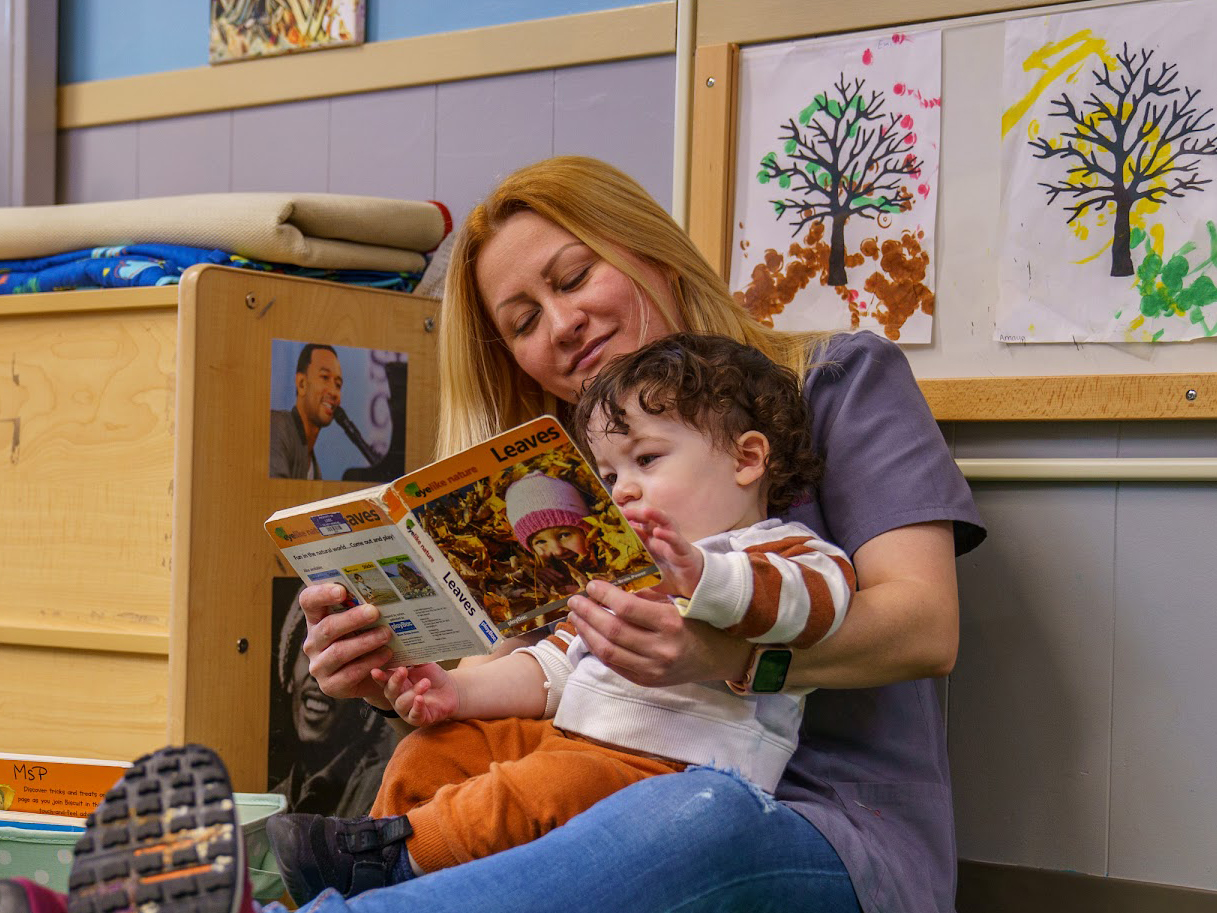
[271,768,861,913]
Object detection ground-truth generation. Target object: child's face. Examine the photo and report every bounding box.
[530,525,589,559]
[587,402,767,542]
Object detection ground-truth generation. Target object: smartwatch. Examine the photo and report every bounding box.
[727,645,793,695]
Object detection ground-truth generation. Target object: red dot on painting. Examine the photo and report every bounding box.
[905,133,917,145]
[892,33,906,43]
[918,184,930,197]
[893,83,905,95]
[862,49,873,64]
[901,115,914,128]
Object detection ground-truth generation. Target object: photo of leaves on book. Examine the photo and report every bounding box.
[265,416,661,665]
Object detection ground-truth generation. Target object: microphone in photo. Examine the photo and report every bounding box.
[333,406,379,464]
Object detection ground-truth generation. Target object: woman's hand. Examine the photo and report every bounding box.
[373,664,461,727]
[299,583,396,707]
[567,580,751,688]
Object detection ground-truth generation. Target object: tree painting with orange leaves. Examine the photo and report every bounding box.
[731,30,942,343]
[758,74,923,288]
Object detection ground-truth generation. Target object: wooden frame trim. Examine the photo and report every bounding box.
[919,373,1217,421]
[688,43,738,277]
[58,4,676,129]
[689,5,1216,422]
[697,0,1092,47]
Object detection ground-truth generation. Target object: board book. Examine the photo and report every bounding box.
[265,415,661,665]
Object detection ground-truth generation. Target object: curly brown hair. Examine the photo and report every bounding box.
[571,333,822,512]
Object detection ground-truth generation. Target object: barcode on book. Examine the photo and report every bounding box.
[312,511,353,535]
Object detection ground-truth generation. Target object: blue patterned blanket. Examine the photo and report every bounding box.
[0,244,423,295]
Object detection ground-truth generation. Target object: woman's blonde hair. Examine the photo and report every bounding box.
[436,155,832,457]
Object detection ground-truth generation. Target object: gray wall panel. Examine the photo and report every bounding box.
[137,112,233,198]
[953,421,1119,459]
[952,484,1114,873]
[328,86,438,201]
[554,56,675,212]
[231,99,332,192]
[435,70,556,230]
[1116,421,1217,458]
[1108,484,1217,889]
[57,123,139,204]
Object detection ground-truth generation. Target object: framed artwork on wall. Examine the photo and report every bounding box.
[209,0,366,65]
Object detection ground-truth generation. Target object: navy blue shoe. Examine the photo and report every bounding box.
[266,813,412,906]
[65,745,251,913]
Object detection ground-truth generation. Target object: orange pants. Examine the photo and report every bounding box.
[369,717,684,872]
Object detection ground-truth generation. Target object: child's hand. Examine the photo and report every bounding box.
[371,663,461,726]
[623,505,704,598]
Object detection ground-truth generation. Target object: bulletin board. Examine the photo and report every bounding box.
[170,265,440,792]
[689,0,1216,420]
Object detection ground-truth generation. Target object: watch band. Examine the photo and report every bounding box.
[726,644,793,695]
[727,644,766,696]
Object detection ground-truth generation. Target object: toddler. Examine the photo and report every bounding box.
[266,333,856,904]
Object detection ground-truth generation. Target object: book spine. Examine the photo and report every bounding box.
[392,504,502,655]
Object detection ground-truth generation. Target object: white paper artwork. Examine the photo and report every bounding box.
[730,30,942,343]
[997,0,1217,343]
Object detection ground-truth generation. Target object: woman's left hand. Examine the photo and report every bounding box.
[567,580,750,688]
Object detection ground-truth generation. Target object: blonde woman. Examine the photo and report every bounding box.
[16,158,984,913]
[290,156,985,913]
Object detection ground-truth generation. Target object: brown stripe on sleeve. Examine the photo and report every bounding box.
[788,567,839,648]
[542,621,578,649]
[722,552,782,640]
[832,555,858,592]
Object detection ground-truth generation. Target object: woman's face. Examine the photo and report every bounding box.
[477,210,679,403]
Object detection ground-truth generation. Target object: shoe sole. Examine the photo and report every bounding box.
[66,745,244,913]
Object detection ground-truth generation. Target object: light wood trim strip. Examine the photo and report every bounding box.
[697,0,1091,47]
[688,43,738,278]
[958,458,1217,481]
[0,286,178,317]
[0,624,169,655]
[59,4,676,129]
[920,374,1217,421]
[167,267,202,743]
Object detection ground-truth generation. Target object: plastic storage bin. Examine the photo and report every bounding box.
[0,792,287,901]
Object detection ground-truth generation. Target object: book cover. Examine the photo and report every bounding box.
[266,416,660,665]
[0,754,129,822]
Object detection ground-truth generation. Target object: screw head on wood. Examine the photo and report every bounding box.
[1186,389,1198,401]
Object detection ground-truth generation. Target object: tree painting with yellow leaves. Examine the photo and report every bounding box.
[1031,44,1217,278]
[998,0,1217,342]
[209,0,364,64]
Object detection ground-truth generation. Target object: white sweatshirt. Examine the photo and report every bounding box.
[521,518,854,792]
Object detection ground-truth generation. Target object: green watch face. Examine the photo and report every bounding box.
[751,649,793,693]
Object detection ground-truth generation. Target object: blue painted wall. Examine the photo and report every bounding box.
[58,0,636,83]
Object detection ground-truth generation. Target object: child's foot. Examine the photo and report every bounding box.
[65,745,253,913]
[266,813,411,906]
[0,878,68,913]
